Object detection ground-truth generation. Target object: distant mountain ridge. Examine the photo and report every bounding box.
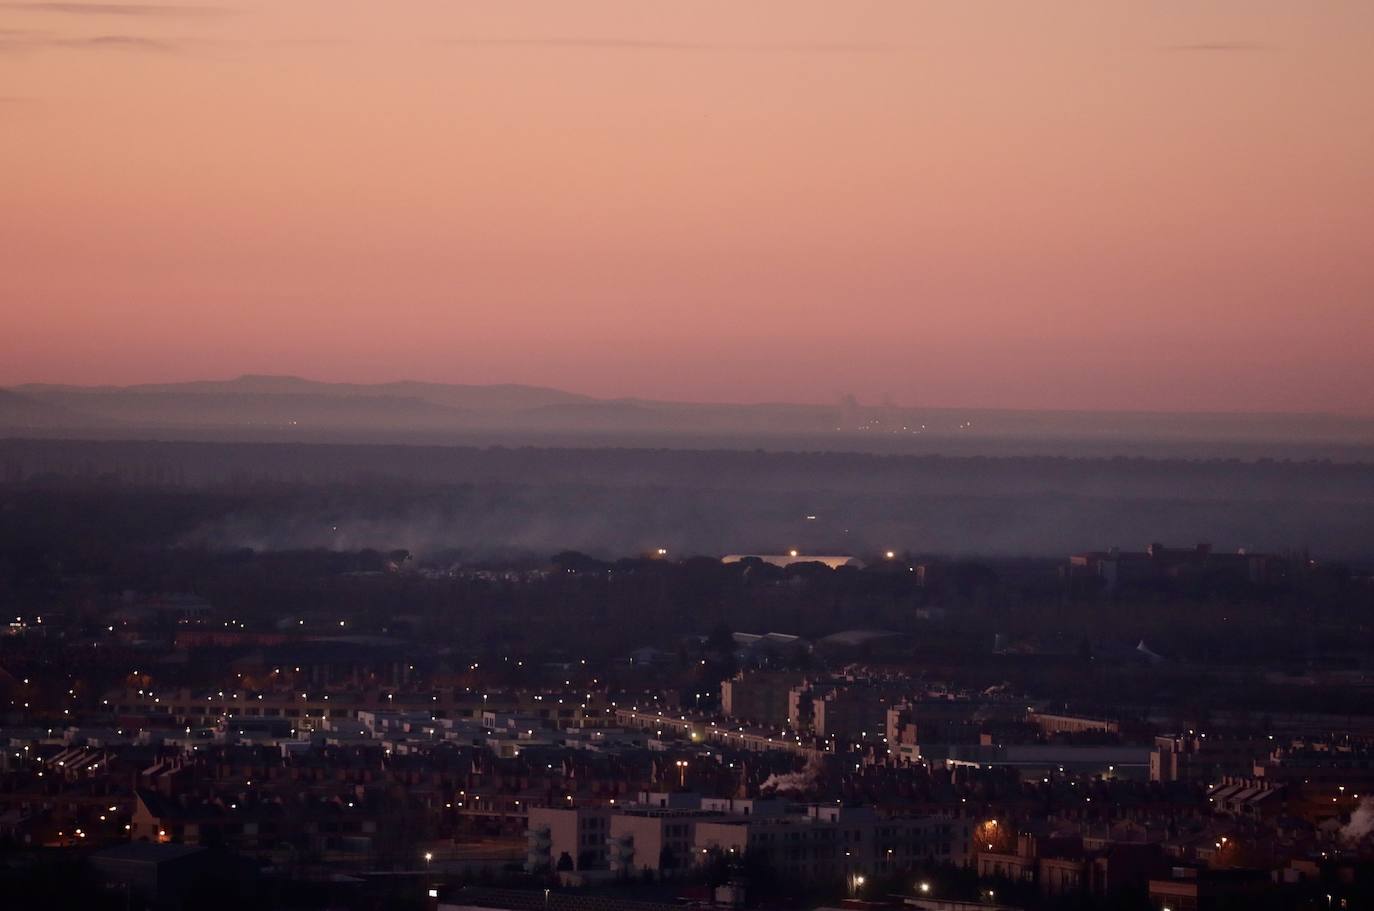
[6,376,1374,456]
[9,375,847,434]
[16,374,595,412]
[10,375,606,431]
[0,388,105,429]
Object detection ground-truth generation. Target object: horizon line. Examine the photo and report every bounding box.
[5,373,1372,420]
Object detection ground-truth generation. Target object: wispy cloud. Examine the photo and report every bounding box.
[262,37,349,48]
[0,31,180,52]
[0,2,231,17]
[1166,42,1273,53]
[0,95,41,115]
[67,32,174,49]
[440,37,903,55]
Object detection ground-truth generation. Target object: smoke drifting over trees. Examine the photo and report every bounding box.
[1,438,1373,560]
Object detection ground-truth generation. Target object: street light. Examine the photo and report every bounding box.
[918,881,931,894]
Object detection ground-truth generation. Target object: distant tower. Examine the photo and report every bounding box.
[838,394,861,431]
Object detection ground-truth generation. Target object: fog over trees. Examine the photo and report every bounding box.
[2,438,1372,560]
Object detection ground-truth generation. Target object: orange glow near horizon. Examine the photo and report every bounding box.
[2,2,1372,412]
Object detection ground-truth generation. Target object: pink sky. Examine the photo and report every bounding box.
[2,1,1372,412]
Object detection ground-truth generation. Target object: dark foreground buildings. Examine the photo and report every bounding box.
[2,539,1373,910]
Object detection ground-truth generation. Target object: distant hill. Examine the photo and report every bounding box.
[10,376,841,434]
[6,376,1374,460]
[0,388,101,429]
[18,375,592,413]
[12,375,603,431]
[11,376,840,434]
[521,400,836,433]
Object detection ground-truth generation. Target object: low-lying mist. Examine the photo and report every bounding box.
[3,439,1370,561]
[178,481,1374,562]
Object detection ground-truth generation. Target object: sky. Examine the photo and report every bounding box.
[2,1,1372,413]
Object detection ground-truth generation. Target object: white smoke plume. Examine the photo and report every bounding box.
[1341,799,1374,843]
[760,756,827,794]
